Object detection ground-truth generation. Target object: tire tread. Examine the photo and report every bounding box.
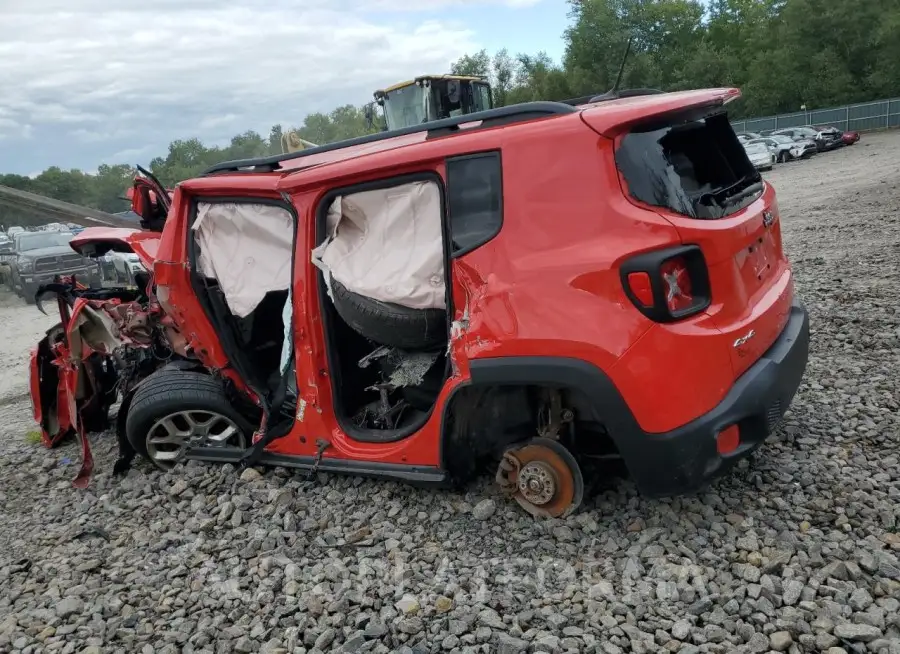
[125,369,251,461]
[330,278,446,349]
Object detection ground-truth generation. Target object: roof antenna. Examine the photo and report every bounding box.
[610,36,633,97]
[588,36,663,103]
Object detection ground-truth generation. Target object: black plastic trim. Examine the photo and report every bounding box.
[313,172,453,444]
[619,244,711,323]
[446,150,504,258]
[200,102,576,175]
[185,447,448,486]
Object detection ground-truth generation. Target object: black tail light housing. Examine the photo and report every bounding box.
[620,244,711,323]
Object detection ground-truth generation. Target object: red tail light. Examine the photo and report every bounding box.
[659,257,694,313]
[621,245,710,322]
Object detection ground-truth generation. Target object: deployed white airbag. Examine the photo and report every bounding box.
[193,202,294,318]
[311,181,445,310]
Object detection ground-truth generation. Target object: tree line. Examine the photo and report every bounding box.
[1,0,895,221]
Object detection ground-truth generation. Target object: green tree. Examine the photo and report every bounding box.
[451,50,491,78]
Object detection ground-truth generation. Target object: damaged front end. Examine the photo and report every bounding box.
[28,263,178,485]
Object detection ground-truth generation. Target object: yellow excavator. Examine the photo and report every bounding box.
[370,75,493,131]
[280,75,494,154]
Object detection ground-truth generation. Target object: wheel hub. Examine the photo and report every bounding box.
[496,437,585,518]
[517,460,558,506]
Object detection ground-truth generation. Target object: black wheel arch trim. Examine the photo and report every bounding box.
[464,356,641,434]
[437,357,647,476]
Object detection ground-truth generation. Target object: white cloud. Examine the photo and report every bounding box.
[0,0,543,172]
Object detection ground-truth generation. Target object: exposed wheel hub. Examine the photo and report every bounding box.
[517,461,557,506]
[496,437,584,518]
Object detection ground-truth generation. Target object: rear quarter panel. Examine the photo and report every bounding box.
[450,118,738,432]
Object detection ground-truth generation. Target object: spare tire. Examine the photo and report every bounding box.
[330,278,446,349]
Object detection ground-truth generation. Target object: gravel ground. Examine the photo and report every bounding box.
[1,133,899,654]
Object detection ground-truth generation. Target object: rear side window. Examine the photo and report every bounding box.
[446,151,502,255]
[616,112,762,220]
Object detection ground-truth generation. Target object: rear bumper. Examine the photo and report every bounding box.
[620,299,810,496]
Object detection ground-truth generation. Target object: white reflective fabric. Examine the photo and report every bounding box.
[311,181,445,310]
[193,202,294,318]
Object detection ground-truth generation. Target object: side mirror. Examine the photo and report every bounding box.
[364,104,375,130]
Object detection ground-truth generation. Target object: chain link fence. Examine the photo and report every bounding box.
[730,98,900,134]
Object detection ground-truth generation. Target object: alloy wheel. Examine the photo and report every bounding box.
[145,410,245,470]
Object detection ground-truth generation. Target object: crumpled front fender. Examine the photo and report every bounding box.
[29,327,74,449]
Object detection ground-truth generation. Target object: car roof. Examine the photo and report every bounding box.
[202,88,741,184]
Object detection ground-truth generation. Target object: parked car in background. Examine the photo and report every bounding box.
[91,228,147,285]
[743,140,776,170]
[771,127,842,152]
[107,250,147,285]
[66,222,86,234]
[0,233,14,286]
[736,131,764,142]
[814,124,861,146]
[750,135,816,162]
[8,231,102,303]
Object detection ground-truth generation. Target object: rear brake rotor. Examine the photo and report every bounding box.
[500,437,584,518]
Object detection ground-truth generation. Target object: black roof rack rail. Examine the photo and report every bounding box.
[201,101,578,176]
[559,94,600,106]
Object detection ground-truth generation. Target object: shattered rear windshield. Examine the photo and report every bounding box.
[615,112,762,220]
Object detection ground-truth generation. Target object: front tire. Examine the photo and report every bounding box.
[126,369,252,470]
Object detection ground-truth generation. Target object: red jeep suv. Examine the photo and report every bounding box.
[31,88,809,517]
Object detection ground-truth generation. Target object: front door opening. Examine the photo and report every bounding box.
[189,200,297,403]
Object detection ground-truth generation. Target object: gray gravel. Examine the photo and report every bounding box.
[2,132,900,653]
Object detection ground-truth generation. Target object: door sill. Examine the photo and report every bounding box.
[185,446,448,487]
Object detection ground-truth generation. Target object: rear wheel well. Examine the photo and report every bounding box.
[441,383,619,483]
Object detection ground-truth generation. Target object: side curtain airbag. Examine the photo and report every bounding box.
[311,181,445,310]
[193,202,294,318]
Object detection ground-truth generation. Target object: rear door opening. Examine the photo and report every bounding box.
[311,175,452,443]
[614,109,794,377]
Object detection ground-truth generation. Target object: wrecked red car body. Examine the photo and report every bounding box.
[28,226,173,483]
[26,95,810,518]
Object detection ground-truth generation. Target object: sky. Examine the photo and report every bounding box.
[0,0,571,176]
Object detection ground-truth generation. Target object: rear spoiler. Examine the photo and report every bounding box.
[579,88,741,137]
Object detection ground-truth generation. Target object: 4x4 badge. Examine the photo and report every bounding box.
[763,210,774,227]
[733,329,756,348]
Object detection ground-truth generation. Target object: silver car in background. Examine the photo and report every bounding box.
[749,135,816,162]
[742,140,776,171]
